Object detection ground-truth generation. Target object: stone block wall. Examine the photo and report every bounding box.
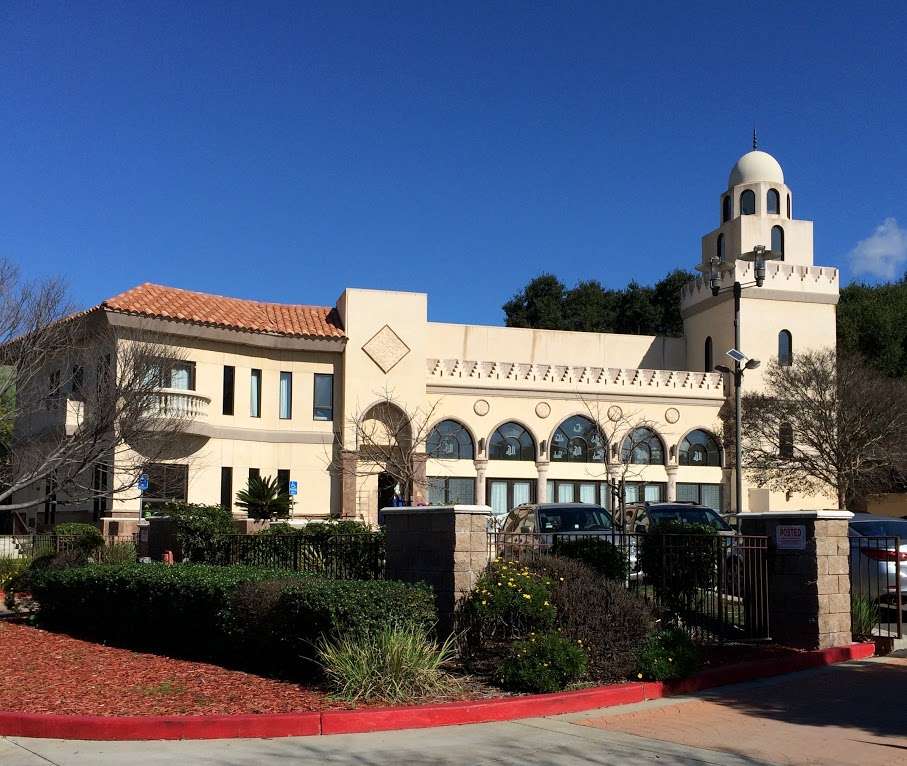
[739,511,852,649]
[383,505,491,633]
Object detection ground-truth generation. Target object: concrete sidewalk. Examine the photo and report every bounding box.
[2,656,905,766]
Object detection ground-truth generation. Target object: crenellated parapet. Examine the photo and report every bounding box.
[425,357,725,399]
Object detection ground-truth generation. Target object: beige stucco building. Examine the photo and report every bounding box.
[22,149,839,529]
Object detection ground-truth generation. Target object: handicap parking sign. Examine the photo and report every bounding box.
[288,480,298,496]
[138,474,149,492]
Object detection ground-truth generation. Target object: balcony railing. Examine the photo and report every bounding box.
[146,388,211,420]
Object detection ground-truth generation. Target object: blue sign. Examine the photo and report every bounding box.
[138,473,149,492]
[288,480,298,496]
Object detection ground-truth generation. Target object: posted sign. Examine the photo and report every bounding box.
[288,480,298,496]
[775,524,806,550]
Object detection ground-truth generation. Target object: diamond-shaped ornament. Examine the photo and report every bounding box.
[362,325,410,373]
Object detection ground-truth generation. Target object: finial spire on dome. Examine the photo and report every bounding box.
[752,127,757,151]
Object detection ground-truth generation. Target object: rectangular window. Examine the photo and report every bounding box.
[144,359,196,390]
[677,482,723,512]
[220,467,233,512]
[277,469,290,496]
[250,369,262,417]
[140,463,188,513]
[279,371,293,419]
[49,370,61,400]
[222,366,235,416]
[313,373,333,421]
[71,366,84,397]
[624,482,666,504]
[546,480,610,508]
[248,467,260,483]
[92,463,109,519]
[428,477,476,505]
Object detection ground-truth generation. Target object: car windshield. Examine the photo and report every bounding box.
[538,506,613,532]
[648,506,731,531]
[850,519,907,538]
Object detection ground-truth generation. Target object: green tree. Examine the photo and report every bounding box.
[502,274,566,330]
[562,280,618,332]
[503,269,694,337]
[837,275,907,378]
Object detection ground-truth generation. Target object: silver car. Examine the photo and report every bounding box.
[849,514,907,604]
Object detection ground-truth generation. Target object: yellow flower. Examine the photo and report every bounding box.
[522,593,531,600]
[668,658,673,662]
[543,601,549,606]
[637,673,643,679]
[481,600,487,605]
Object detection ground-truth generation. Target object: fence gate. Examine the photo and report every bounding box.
[849,535,904,640]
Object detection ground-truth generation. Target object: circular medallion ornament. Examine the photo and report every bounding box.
[665,407,680,424]
[473,399,490,416]
[607,405,623,422]
[535,401,551,419]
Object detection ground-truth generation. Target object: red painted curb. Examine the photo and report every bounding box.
[322,683,647,735]
[0,642,874,741]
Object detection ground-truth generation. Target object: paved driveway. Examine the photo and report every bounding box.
[2,656,905,766]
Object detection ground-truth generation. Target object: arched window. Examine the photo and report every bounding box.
[426,419,474,460]
[778,329,793,367]
[771,225,784,258]
[550,415,606,463]
[722,195,731,223]
[779,422,794,459]
[786,193,791,218]
[489,422,535,461]
[679,429,722,467]
[621,427,665,465]
[704,336,713,371]
[767,188,780,214]
[716,233,725,262]
[740,189,756,215]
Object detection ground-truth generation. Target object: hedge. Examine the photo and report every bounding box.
[29,564,436,676]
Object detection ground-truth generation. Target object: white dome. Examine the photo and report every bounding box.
[728,150,784,187]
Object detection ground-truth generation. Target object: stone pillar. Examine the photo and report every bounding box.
[739,510,853,649]
[665,465,679,502]
[474,458,488,505]
[340,450,358,518]
[383,505,492,633]
[536,460,549,504]
[411,452,429,504]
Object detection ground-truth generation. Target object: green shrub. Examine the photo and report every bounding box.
[29,563,435,677]
[235,474,292,520]
[54,523,104,553]
[0,556,28,592]
[318,625,458,703]
[638,520,718,614]
[636,627,702,681]
[100,541,137,565]
[851,595,879,641]
[553,537,627,580]
[458,559,556,646]
[163,503,235,562]
[531,555,655,682]
[499,632,588,693]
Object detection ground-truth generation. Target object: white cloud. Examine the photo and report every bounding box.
[848,217,907,281]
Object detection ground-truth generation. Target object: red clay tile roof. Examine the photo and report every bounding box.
[101,283,345,340]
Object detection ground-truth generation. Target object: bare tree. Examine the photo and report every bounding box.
[337,389,445,505]
[0,261,190,527]
[577,399,662,528]
[741,349,907,510]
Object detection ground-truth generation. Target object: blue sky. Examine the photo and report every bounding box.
[3,1,906,325]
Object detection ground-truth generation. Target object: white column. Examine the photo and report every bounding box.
[666,465,679,502]
[474,458,488,505]
[536,460,549,504]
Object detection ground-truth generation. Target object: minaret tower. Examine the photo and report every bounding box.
[680,145,839,511]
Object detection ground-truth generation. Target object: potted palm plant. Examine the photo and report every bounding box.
[235,475,293,522]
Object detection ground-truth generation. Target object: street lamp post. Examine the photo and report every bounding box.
[709,245,782,514]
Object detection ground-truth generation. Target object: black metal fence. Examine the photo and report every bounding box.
[212,534,386,580]
[488,530,770,643]
[0,534,138,563]
[848,535,904,640]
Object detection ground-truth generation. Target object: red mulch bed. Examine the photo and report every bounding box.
[0,622,340,716]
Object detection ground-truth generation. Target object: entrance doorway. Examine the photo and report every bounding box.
[378,472,397,510]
